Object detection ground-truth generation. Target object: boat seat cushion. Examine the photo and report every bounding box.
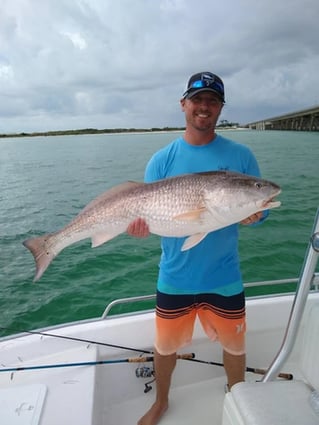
[300,303,319,389]
[223,380,319,425]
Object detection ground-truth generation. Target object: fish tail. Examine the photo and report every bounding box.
[23,235,56,282]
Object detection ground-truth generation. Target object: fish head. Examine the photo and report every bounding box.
[231,174,281,210]
[252,180,282,211]
[203,171,281,218]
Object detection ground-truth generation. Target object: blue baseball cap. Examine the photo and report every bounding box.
[182,72,225,103]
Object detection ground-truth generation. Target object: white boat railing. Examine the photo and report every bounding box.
[102,273,319,318]
[262,207,319,382]
[102,294,156,319]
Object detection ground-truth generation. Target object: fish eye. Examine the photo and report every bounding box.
[255,182,263,189]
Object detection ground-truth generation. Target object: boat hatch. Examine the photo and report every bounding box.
[0,384,46,425]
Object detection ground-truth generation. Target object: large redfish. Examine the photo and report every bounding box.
[23,171,281,281]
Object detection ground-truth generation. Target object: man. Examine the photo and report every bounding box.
[127,71,265,425]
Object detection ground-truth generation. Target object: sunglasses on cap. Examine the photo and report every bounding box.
[183,72,225,102]
[190,79,224,92]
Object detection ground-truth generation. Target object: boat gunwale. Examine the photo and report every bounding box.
[1,277,318,344]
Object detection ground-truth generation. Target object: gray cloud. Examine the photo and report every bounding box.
[0,0,318,133]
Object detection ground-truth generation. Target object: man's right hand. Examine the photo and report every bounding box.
[127,218,150,238]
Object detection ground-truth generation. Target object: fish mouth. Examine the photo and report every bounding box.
[264,199,281,209]
[262,189,282,209]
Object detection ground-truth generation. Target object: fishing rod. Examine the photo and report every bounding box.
[0,352,292,380]
[185,357,293,380]
[0,327,293,379]
[0,327,154,355]
[0,353,194,373]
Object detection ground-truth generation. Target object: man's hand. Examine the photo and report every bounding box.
[127,218,150,238]
[240,212,263,225]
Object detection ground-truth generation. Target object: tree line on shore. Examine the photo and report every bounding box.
[0,121,240,138]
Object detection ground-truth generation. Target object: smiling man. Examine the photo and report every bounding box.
[127,71,266,425]
[181,72,225,134]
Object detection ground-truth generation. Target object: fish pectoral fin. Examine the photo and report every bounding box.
[91,232,116,248]
[173,207,207,221]
[181,233,208,251]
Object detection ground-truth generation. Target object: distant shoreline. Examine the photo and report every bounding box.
[0,125,242,139]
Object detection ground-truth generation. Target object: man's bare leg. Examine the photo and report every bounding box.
[223,350,246,389]
[137,350,177,425]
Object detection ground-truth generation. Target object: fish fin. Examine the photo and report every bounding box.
[23,235,56,282]
[91,233,116,248]
[181,233,208,251]
[173,207,207,221]
[82,181,143,214]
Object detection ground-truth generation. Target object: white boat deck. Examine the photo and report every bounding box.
[105,371,276,425]
[0,291,319,425]
[107,376,226,425]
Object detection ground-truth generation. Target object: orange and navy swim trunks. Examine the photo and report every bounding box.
[155,290,246,356]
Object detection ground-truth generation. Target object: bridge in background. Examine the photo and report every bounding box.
[246,105,319,131]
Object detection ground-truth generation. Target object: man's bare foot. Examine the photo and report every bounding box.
[137,401,168,425]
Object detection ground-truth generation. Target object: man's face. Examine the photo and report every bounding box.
[181,92,223,132]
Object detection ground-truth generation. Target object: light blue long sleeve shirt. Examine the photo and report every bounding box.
[145,134,266,296]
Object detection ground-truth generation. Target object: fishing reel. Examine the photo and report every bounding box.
[135,366,154,378]
[135,365,155,393]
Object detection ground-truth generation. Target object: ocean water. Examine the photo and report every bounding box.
[0,130,318,336]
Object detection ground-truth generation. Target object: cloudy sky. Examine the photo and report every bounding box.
[1,0,318,133]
